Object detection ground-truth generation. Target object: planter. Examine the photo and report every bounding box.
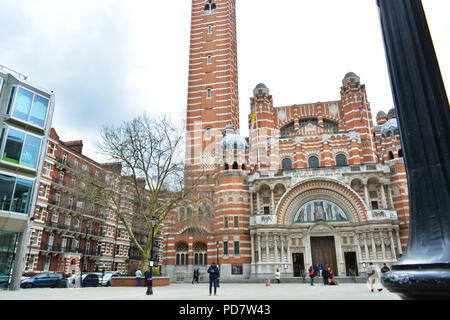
[110,276,170,287]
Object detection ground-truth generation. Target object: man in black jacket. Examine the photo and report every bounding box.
[207,262,219,296]
[322,267,329,285]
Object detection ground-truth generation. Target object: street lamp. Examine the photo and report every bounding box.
[216,241,220,287]
[81,220,91,288]
[146,216,158,295]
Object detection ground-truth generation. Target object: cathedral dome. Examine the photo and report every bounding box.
[220,125,248,150]
[381,118,400,138]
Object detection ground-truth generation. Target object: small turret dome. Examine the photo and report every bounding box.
[253,83,270,97]
[220,125,248,150]
[381,118,400,138]
[376,111,387,118]
[342,72,360,87]
[387,107,396,119]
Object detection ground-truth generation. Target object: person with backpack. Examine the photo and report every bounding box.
[308,266,315,286]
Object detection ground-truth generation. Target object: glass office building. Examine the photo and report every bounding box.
[0,65,55,290]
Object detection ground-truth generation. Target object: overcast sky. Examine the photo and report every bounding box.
[0,0,448,162]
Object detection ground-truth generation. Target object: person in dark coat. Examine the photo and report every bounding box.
[207,262,220,295]
[313,264,320,277]
[322,266,329,285]
[144,269,151,286]
[380,263,390,273]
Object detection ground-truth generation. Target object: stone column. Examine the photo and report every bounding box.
[356,233,363,270]
[250,192,254,215]
[286,235,292,273]
[371,232,377,261]
[395,229,403,255]
[387,185,394,209]
[265,233,270,273]
[363,235,370,262]
[257,234,262,274]
[280,235,285,263]
[256,192,261,215]
[380,231,386,260]
[274,234,279,264]
[250,232,256,273]
[364,184,370,208]
[271,188,275,213]
[389,231,397,260]
[380,184,387,209]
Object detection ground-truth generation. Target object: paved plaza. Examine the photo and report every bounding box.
[0,282,400,300]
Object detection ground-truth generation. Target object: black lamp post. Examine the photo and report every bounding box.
[146,216,158,295]
[377,0,450,299]
[81,220,91,288]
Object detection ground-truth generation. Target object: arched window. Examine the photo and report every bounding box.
[398,149,403,158]
[232,161,238,169]
[335,154,347,166]
[388,151,394,160]
[194,243,207,265]
[179,207,186,221]
[186,207,193,221]
[308,156,320,168]
[242,163,246,170]
[281,158,293,170]
[176,243,189,266]
[224,163,229,170]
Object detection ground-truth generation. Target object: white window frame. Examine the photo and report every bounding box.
[0,125,43,171]
[6,85,50,129]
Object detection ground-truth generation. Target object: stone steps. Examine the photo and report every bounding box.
[183,276,367,284]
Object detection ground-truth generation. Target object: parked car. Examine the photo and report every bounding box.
[99,272,121,287]
[81,273,99,287]
[20,273,64,288]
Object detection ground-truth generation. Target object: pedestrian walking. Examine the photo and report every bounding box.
[192,269,196,284]
[308,266,315,286]
[207,261,220,296]
[322,266,329,285]
[275,269,281,284]
[380,263,390,274]
[192,268,200,284]
[367,262,383,292]
[135,269,142,287]
[319,264,323,278]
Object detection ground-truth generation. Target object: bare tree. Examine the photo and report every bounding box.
[78,113,201,272]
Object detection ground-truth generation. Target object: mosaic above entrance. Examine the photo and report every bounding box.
[293,200,348,223]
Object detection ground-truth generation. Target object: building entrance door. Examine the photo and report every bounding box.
[292,253,304,277]
[344,252,358,276]
[310,236,338,274]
